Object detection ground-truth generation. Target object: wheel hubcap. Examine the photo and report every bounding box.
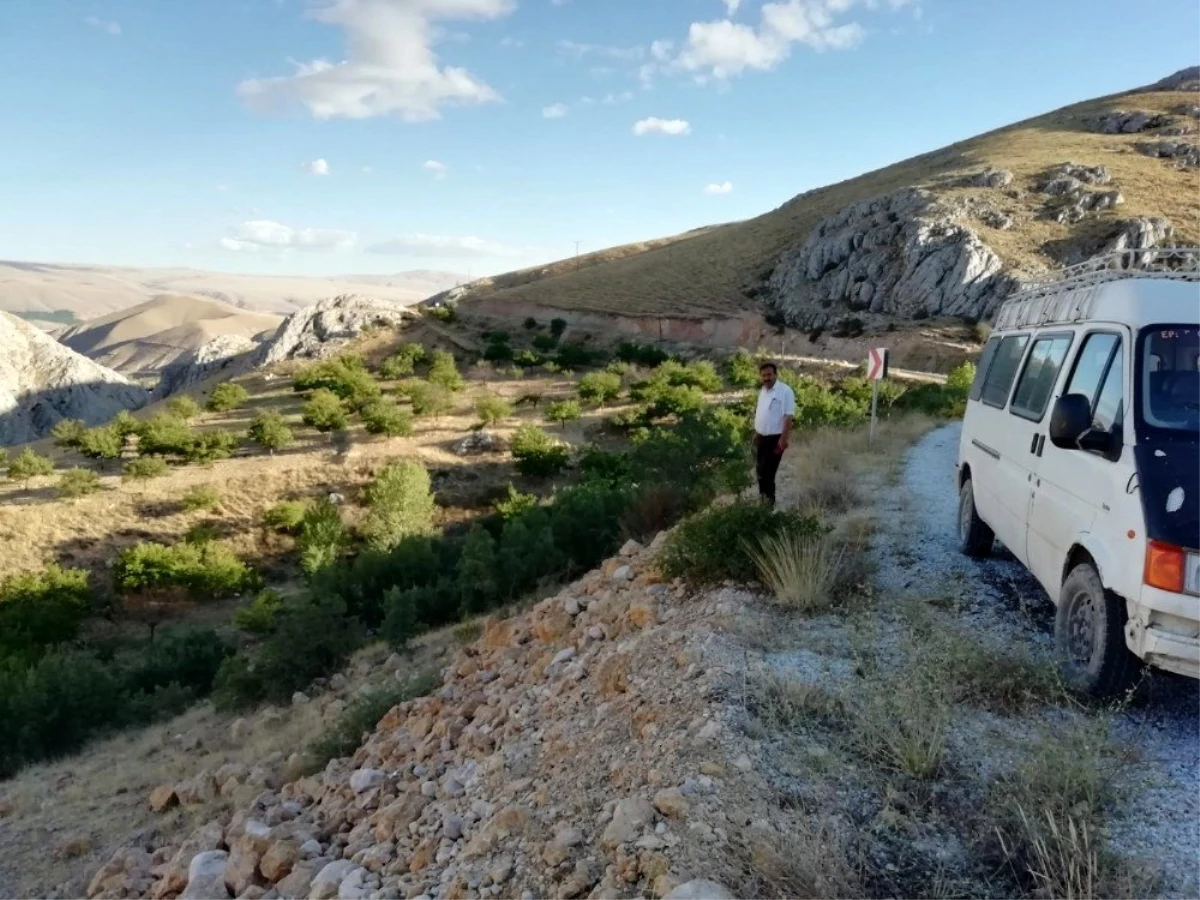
[1065,590,1097,665]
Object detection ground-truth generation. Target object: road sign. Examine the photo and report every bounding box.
[868,347,889,381]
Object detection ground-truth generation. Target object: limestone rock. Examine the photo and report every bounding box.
[0,311,149,446]
[452,430,505,455]
[257,295,414,366]
[260,840,302,881]
[149,784,178,813]
[1089,109,1175,134]
[601,797,655,848]
[309,861,362,900]
[157,334,260,396]
[180,851,231,900]
[663,879,734,900]
[1136,139,1200,169]
[652,788,688,820]
[961,168,1013,188]
[349,769,386,795]
[763,188,1015,329]
[88,847,154,899]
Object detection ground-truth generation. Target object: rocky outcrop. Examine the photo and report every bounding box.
[257,296,414,367]
[1089,109,1176,134]
[1136,139,1200,169]
[157,335,259,396]
[1050,216,1176,266]
[958,168,1014,189]
[0,311,149,446]
[1138,66,1200,93]
[763,188,1017,328]
[1034,163,1125,224]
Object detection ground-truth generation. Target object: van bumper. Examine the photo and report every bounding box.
[1126,586,1200,679]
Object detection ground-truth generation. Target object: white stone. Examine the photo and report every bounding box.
[611,566,633,583]
[180,850,230,900]
[349,769,386,794]
[618,539,643,557]
[664,879,734,900]
[292,691,309,706]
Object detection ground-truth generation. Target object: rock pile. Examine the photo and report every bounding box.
[1088,109,1176,134]
[1136,139,1200,169]
[259,296,415,367]
[89,538,752,900]
[1034,162,1125,224]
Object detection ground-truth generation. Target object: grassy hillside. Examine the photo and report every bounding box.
[453,81,1199,320]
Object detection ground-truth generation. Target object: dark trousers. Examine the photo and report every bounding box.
[755,433,783,507]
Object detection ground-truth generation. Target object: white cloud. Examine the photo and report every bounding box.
[724,0,742,14]
[602,91,634,104]
[86,15,121,36]
[365,234,519,258]
[542,103,569,119]
[423,159,448,178]
[556,39,645,61]
[303,158,331,176]
[236,0,515,122]
[632,117,691,136]
[220,220,357,252]
[704,181,734,194]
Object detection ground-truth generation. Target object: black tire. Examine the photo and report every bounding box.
[1055,563,1140,697]
[957,479,994,558]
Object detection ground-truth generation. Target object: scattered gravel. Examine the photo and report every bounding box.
[878,423,1199,898]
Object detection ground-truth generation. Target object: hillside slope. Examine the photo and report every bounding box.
[0,311,149,446]
[451,68,1199,331]
[58,296,283,380]
[0,263,465,321]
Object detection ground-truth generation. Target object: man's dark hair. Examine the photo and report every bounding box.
[758,361,778,374]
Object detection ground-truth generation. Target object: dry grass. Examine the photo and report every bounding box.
[455,88,1198,320]
[748,532,846,614]
[743,821,864,899]
[745,670,845,735]
[853,666,951,781]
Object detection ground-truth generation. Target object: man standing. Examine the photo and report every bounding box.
[753,362,795,508]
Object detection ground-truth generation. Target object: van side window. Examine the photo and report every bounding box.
[1092,344,1124,433]
[1010,334,1073,420]
[969,337,1001,402]
[1064,332,1123,434]
[980,335,1029,408]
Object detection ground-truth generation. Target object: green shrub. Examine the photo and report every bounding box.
[523,317,539,330]
[122,456,169,482]
[657,359,723,392]
[381,586,421,649]
[544,399,582,430]
[379,343,427,379]
[362,460,435,551]
[659,502,826,585]
[483,338,513,362]
[233,589,284,635]
[493,484,538,520]
[554,343,598,368]
[577,371,622,404]
[549,481,633,571]
[113,541,258,599]
[297,499,349,576]
[206,383,249,412]
[578,445,630,483]
[532,334,558,352]
[946,361,977,395]
[361,399,414,437]
[51,418,87,448]
[123,627,234,699]
[621,482,690,542]
[248,411,295,453]
[111,410,140,438]
[135,414,194,456]
[184,430,239,464]
[7,447,54,485]
[457,525,500,614]
[408,383,454,419]
[427,350,465,392]
[617,341,669,367]
[474,394,512,427]
[428,304,457,323]
[56,467,102,498]
[181,485,221,511]
[293,355,381,409]
[77,425,125,460]
[304,673,436,771]
[514,350,544,368]
[263,499,309,533]
[167,395,201,421]
[550,317,568,338]
[511,425,570,477]
[184,522,222,544]
[0,565,91,657]
[301,389,349,432]
[727,349,761,389]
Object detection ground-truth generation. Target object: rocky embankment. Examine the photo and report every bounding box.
[88,538,768,900]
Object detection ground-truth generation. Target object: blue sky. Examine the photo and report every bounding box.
[0,0,1196,278]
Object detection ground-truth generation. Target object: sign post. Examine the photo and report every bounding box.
[867,347,889,445]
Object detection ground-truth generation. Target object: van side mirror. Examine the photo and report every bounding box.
[1049,394,1092,449]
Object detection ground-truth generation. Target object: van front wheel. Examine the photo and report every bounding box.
[957,479,994,558]
[1055,563,1140,697]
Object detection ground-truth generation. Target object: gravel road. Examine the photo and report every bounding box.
[875,422,1199,898]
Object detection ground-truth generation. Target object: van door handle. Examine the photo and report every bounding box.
[1029,434,1039,454]
[1036,435,1045,457]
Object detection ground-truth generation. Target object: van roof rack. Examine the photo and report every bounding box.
[994,247,1200,331]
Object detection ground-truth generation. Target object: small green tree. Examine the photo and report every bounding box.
[550,317,568,338]
[577,372,622,405]
[409,383,454,420]
[77,425,125,461]
[122,456,169,483]
[456,525,499,614]
[7,448,54,487]
[360,399,414,437]
[301,389,348,433]
[181,485,221,512]
[362,460,435,551]
[135,414,194,457]
[262,499,309,533]
[544,399,582,430]
[946,361,977,395]
[51,419,87,448]
[183,430,239,464]
[56,467,102,498]
[206,383,249,412]
[167,396,201,421]
[522,316,539,330]
[381,586,419,650]
[532,334,558,353]
[427,350,465,392]
[727,349,760,389]
[296,499,348,577]
[474,394,512,428]
[248,411,295,453]
[379,343,427,379]
[510,425,570,477]
[232,589,284,635]
[111,410,140,438]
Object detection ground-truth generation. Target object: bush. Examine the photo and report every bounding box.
[77,425,125,460]
[135,414,194,457]
[544,399,582,430]
[263,499,309,533]
[457,525,499,614]
[297,499,349,576]
[523,317,539,330]
[248,411,295,453]
[550,317,568,338]
[660,359,724,392]
[511,425,570,477]
[233,589,284,635]
[0,564,92,657]
[167,395,201,421]
[113,541,258,599]
[427,350,465,392]
[111,410,140,438]
[56,467,102,498]
[577,371,622,404]
[7,447,54,485]
[408,383,454,419]
[549,481,633,571]
[379,343,428,379]
[617,341,669,367]
[181,485,221,512]
[184,522,222,545]
[207,383,249,412]
[554,342,598,368]
[483,338,513,362]
[293,356,381,410]
[620,482,690,542]
[381,586,421,650]
[362,461,435,551]
[183,430,239,464]
[428,304,457,323]
[51,418,86,448]
[122,456,169,483]
[301,389,349,432]
[727,349,761,389]
[513,349,545,368]
[493,484,538,520]
[946,361,976,395]
[304,674,435,772]
[361,399,414,437]
[578,445,630,483]
[747,532,845,613]
[123,627,234,699]
[474,395,512,427]
[532,334,558,352]
[659,502,825,585]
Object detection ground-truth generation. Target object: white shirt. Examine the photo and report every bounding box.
[755,381,796,436]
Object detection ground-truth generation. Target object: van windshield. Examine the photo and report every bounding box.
[1139,325,1200,434]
